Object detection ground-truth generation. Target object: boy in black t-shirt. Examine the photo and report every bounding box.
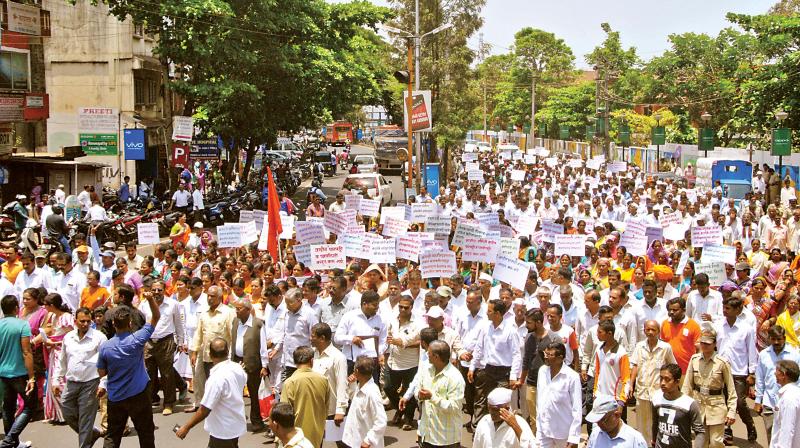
[651,363,704,448]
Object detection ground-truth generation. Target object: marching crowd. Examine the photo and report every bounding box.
[2,146,800,448]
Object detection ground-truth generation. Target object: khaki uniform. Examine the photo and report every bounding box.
[681,353,738,448]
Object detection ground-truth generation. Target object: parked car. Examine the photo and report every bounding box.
[352,155,378,173]
[343,173,393,205]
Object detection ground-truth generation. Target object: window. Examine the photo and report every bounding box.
[0,49,30,91]
[133,23,144,37]
[134,77,159,105]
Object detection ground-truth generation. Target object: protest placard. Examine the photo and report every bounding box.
[295,221,326,244]
[238,210,253,223]
[510,169,526,181]
[311,244,346,270]
[462,152,478,162]
[294,243,312,266]
[513,151,524,161]
[586,159,602,171]
[241,220,258,245]
[695,262,727,287]
[253,210,266,232]
[425,215,451,235]
[691,225,723,247]
[452,220,485,247]
[396,233,421,262]
[383,217,410,238]
[500,237,520,258]
[257,220,269,251]
[359,198,381,217]
[468,170,484,183]
[545,157,558,168]
[619,220,647,256]
[345,194,361,211]
[369,237,396,264]
[524,154,536,165]
[411,202,435,223]
[676,250,690,273]
[541,220,564,243]
[659,211,683,228]
[568,159,584,169]
[515,215,539,237]
[645,226,663,246]
[465,162,479,172]
[324,209,357,236]
[492,255,530,291]
[341,233,364,258]
[217,224,243,248]
[462,234,500,263]
[279,215,295,240]
[607,161,627,173]
[137,223,160,245]
[419,250,457,279]
[555,234,587,257]
[700,244,736,265]
[380,206,406,225]
[475,212,499,229]
[663,224,688,241]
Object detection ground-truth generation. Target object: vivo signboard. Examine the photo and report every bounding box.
[124,129,146,160]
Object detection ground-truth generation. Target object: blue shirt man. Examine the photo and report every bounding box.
[119,176,131,202]
[755,325,800,445]
[0,295,36,448]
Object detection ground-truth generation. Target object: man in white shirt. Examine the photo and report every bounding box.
[281,289,319,381]
[84,200,108,226]
[755,325,800,446]
[334,291,387,380]
[171,183,191,214]
[54,252,85,312]
[341,356,387,448]
[771,359,800,448]
[536,341,582,448]
[384,296,420,429]
[685,273,723,330]
[191,185,204,224]
[585,395,648,447]
[474,387,537,448]
[175,338,248,447]
[55,184,66,205]
[310,323,348,426]
[328,192,347,213]
[53,307,108,448]
[139,279,186,415]
[14,251,50,292]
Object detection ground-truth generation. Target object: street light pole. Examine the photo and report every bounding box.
[776,110,788,177]
[654,112,662,173]
[701,112,712,158]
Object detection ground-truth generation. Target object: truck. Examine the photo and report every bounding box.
[374,125,411,172]
[694,158,752,203]
[324,121,354,148]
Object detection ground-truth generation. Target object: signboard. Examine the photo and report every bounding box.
[403,90,433,132]
[555,234,587,257]
[618,123,630,146]
[295,221,326,244]
[585,124,595,141]
[492,255,530,291]
[607,161,627,173]
[23,93,49,121]
[658,211,683,228]
[311,244,346,271]
[619,220,647,256]
[123,129,146,161]
[396,233,421,262]
[425,215,451,235]
[461,234,500,263]
[559,125,570,140]
[383,217,410,238]
[368,238,396,264]
[78,107,118,132]
[419,250,457,279]
[510,169,526,182]
[217,224,243,248]
[359,198,380,217]
[190,138,220,160]
[8,2,41,35]
[171,142,189,167]
[172,116,194,142]
[772,128,792,157]
[81,133,118,156]
[695,262,727,287]
[0,124,13,154]
[425,163,440,198]
[700,244,736,265]
[651,126,666,145]
[0,96,24,122]
[136,223,160,244]
[699,128,715,152]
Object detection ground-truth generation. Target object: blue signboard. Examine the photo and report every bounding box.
[357,128,363,140]
[425,163,440,198]
[123,129,146,160]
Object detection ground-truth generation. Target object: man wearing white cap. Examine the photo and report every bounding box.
[585,394,648,447]
[473,387,536,448]
[425,306,466,362]
[55,184,66,205]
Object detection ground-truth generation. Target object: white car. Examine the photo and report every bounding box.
[353,155,378,173]
[343,173,393,205]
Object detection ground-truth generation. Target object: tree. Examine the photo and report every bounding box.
[535,82,596,140]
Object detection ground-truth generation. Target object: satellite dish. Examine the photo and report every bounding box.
[396,148,408,162]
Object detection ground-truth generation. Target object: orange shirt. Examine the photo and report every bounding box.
[2,260,22,284]
[80,286,111,310]
[660,317,701,373]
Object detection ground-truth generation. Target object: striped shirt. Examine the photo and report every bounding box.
[415,362,465,446]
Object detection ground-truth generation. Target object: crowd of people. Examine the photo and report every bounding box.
[2,146,800,448]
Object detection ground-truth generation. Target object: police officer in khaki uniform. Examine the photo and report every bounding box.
[681,329,738,448]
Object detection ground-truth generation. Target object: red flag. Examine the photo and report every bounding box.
[266,167,282,260]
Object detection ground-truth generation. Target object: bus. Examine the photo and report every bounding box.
[325,121,354,148]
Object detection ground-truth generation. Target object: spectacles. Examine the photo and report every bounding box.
[398,305,411,310]
[151,289,164,292]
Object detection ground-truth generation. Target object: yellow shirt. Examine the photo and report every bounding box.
[2,260,22,284]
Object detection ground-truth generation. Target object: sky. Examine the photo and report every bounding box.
[333,0,778,68]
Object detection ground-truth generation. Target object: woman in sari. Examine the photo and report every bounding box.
[617,250,634,282]
[646,240,667,265]
[20,287,47,413]
[41,293,75,423]
[776,295,800,348]
[169,213,191,249]
[748,277,778,351]
[79,270,110,310]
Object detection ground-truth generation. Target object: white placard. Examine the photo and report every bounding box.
[607,161,627,173]
[545,157,558,168]
[411,202,435,224]
[462,152,478,162]
[461,234,501,263]
[241,220,258,245]
[676,250,690,273]
[524,154,536,165]
[324,209,357,236]
[568,159,584,169]
[659,211,683,228]
[700,244,736,265]
[619,220,647,256]
[695,262,727,287]
[137,223,160,245]
[253,210,267,231]
[396,233,422,262]
[279,215,295,240]
[239,209,254,223]
[425,215,451,235]
[419,250,457,279]
[646,226,663,245]
[500,237,520,258]
[586,159,602,170]
[555,234,587,257]
[217,224,243,248]
[475,212,499,229]
[513,151,524,161]
[510,169,526,182]
[492,255,530,291]
[341,233,364,257]
[452,220,485,247]
[691,225,723,247]
[311,244,346,271]
[369,237,396,264]
[345,194,361,211]
[541,220,564,243]
[514,215,539,237]
[359,198,381,217]
[468,170,484,183]
[465,162,479,172]
[664,224,688,241]
[294,243,312,266]
[379,206,406,225]
[383,217,410,238]
[295,221,326,244]
[172,116,194,141]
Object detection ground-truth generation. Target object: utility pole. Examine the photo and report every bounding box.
[479,33,488,143]
[604,74,610,159]
[530,74,536,149]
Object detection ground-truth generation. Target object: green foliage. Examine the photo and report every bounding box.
[535,82,596,140]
